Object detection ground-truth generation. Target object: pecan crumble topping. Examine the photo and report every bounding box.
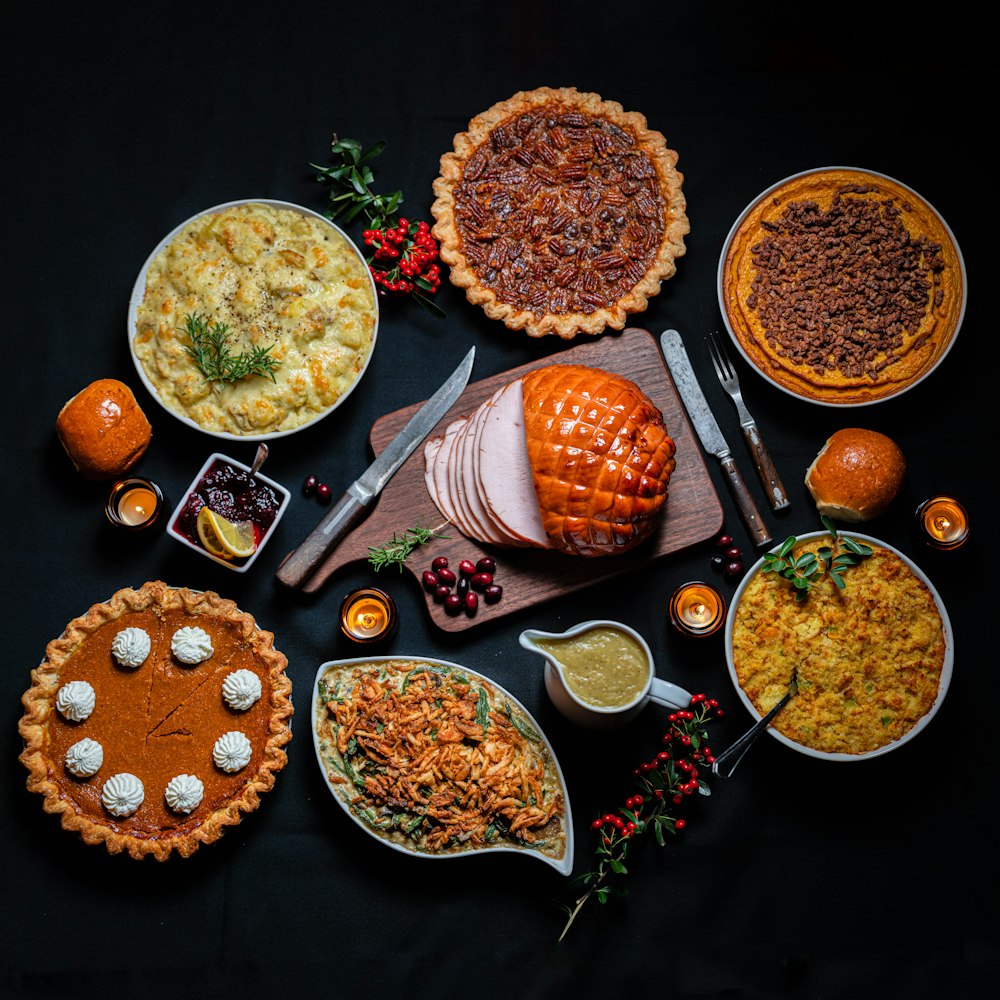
[452,106,666,318]
[747,184,947,381]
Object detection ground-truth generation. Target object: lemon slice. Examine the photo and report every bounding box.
[196,507,257,559]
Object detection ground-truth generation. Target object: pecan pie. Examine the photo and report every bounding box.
[18,581,293,860]
[432,87,689,339]
[720,167,965,404]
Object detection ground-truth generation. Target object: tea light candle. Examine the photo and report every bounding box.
[916,495,969,550]
[669,581,726,637]
[106,477,163,530]
[339,588,397,643]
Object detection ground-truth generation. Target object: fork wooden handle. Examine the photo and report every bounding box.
[742,422,790,511]
[720,455,772,547]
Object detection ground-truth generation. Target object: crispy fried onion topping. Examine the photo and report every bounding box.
[328,664,562,851]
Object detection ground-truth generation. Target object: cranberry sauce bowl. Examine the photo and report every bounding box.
[167,452,290,572]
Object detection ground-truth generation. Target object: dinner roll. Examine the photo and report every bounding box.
[805,428,905,522]
[56,379,152,480]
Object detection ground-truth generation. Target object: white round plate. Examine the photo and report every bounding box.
[725,531,954,761]
[128,198,378,442]
[717,166,966,408]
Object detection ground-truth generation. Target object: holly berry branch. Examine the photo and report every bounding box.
[312,135,444,315]
[558,694,724,941]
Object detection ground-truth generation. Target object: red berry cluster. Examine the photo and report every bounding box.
[422,555,502,617]
[711,532,745,580]
[302,474,332,504]
[362,218,441,296]
[560,694,724,939]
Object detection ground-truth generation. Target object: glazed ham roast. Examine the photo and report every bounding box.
[423,365,676,556]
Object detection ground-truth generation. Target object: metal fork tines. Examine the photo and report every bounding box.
[706,332,789,511]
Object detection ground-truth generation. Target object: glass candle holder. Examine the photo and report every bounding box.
[339,588,398,643]
[669,581,726,637]
[916,496,969,550]
[106,477,163,530]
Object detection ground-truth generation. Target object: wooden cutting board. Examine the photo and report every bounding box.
[299,326,724,630]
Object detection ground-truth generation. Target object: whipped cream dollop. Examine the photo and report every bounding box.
[56,680,96,722]
[213,731,252,773]
[222,669,262,711]
[65,737,104,777]
[165,774,205,814]
[101,772,144,816]
[171,626,214,665]
[111,627,151,668]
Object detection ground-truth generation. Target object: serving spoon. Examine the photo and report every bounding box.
[249,443,269,477]
[711,669,798,779]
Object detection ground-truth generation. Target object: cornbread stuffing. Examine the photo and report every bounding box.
[133,202,376,436]
[314,660,567,860]
[732,537,945,754]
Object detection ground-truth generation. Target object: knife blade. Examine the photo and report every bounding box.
[275,346,476,589]
[659,329,772,547]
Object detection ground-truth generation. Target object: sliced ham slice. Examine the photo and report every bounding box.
[477,379,549,549]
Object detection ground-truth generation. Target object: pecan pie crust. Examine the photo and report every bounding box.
[18,581,293,860]
[432,87,689,339]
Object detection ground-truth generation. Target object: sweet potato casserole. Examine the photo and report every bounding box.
[133,202,376,436]
[731,537,946,754]
[313,660,567,861]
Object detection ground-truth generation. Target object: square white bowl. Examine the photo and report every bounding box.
[167,452,290,573]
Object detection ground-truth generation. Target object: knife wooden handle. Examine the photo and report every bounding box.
[741,423,790,511]
[275,489,370,589]
[720,455,772,548]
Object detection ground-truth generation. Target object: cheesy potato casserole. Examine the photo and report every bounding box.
[132,202,377,436]
[732,537,946,755]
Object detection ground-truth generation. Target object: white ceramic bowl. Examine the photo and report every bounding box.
[724,531,954,761]
[311,655,574,874]
[166,451,290,573]
[128,198,379,441]
[717,166,966,408]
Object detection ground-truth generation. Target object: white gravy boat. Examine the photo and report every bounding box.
[519,620,692,728]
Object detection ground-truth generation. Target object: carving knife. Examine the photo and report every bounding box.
[659,329,772,548]
[275,346,476,589]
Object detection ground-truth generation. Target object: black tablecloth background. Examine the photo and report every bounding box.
[3,5,992,998]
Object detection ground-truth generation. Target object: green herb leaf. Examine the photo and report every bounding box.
[182,313,282,385]
[368,524,448,572]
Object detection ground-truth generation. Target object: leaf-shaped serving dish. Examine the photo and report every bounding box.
[311,656,573,874]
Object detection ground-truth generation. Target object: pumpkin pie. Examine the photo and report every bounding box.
[18,581,293,860]
[720,167,965,404]
[432,86,689,339]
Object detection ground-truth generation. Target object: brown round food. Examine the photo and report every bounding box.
[732,537,946,755]
[432,86,689,339]
[56,378,152,480]
[720,168,964,404]
[805,428,906,521]
[18,582,293,860]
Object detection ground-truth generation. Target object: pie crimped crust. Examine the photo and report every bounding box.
[18,581,293,860]
[432,86,689,339]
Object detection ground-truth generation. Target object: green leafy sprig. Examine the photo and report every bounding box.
[559,696,723,941]
[367,524,448,573]
[762,515,874,602]
[183,313,281,386]
[312,136,401,229]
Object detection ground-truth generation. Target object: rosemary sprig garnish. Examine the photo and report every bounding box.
[367,524,448,572]
[762,515,874,601]
[183,313,282,385]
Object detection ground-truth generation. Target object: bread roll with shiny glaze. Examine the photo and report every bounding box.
[56,379,152,480]
[805,428,905,521]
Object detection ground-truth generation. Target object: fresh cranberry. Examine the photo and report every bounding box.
[476,557,496,573]
[716,534,733,549]
[724,560,744,578]
[484,584,503,604]
[316,483,332,503]
[434,585,450,604]
[437,568,456,586]
[458,559,476,577]
[470,572,492,592]
[464,592,478,615]
[431,556,449,572]
[303,475,318,495]
[444,594,463,616]
[421,571,438,592]
[724,546,742,560]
